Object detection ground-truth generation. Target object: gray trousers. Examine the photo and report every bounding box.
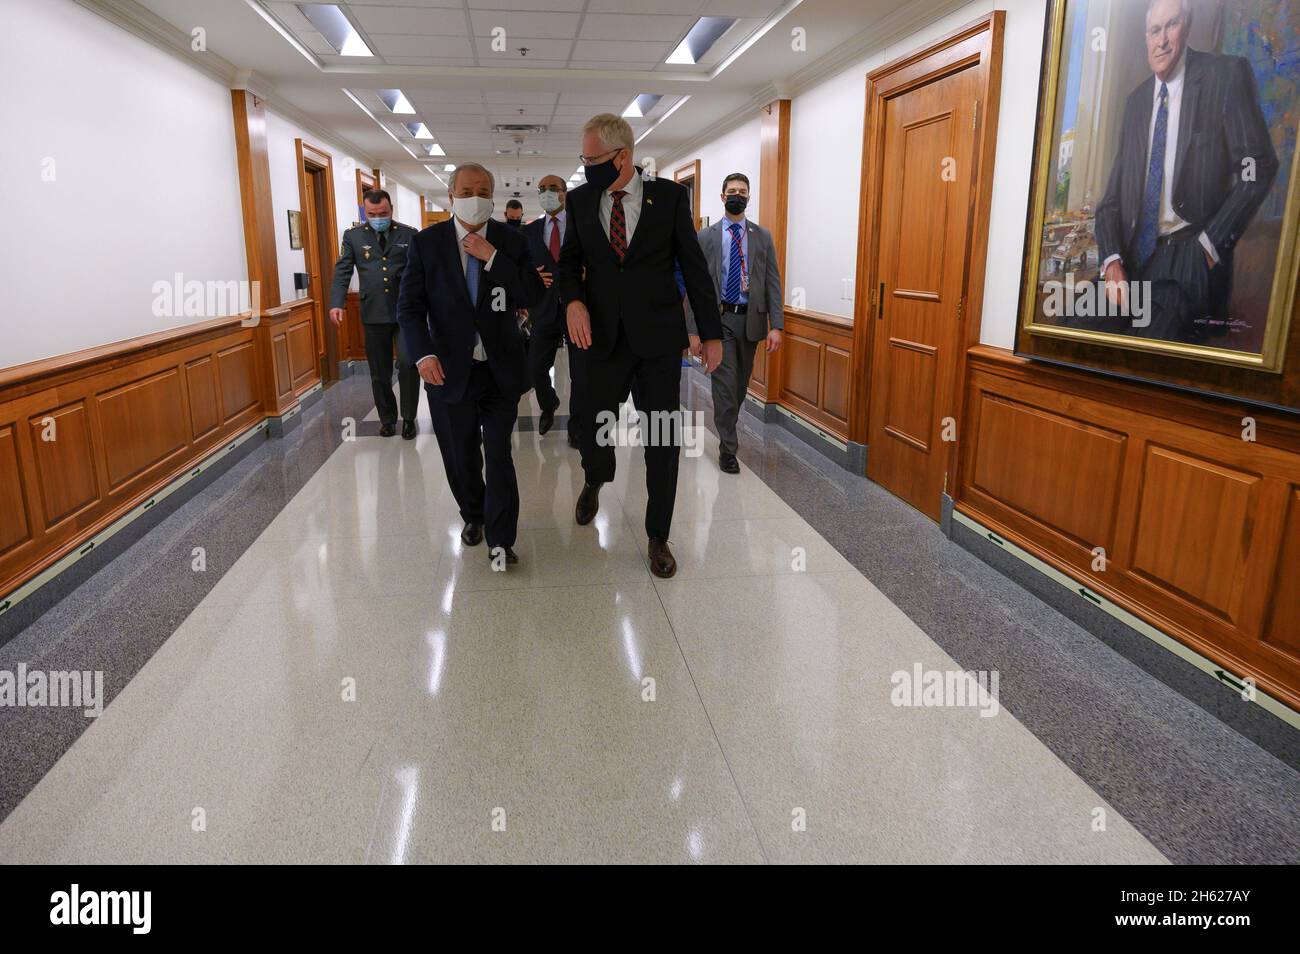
[712,312,760,456]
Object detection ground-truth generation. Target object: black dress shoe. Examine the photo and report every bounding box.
[538,406,556,436]
[648,538,677,579]
[460,522,484,546]
[575,482,601,525]
[401,420,416,440]
[567,431,581,450]
[379,422,396,438]
[488,545,518,567]
[719,452,740,474]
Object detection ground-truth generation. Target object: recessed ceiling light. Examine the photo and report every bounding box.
[666,16,737,65]
[404,122,433,140]
[296,4,372,57]
[621,94,663,118]
[424,143,445,156]
[377,89,415,114]
[444,164,456,172]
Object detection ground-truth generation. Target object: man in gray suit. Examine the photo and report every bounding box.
[686,172,783,474]
[330,189,421,439]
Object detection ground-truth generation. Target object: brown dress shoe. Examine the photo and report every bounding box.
[648,537,676,579]
[575,482,601,525]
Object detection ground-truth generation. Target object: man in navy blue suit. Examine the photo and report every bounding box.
[397,163,545,567]
[523,174,587,450]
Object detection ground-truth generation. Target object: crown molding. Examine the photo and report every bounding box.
[69,0,429,198]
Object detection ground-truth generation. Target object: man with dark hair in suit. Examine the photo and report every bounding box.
[559,113,722,579]
[1095,0,1277,341]
[523,174,586,449]
[397,163,545,568]
[504,199,525,229]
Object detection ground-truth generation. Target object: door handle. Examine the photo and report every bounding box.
[877,282,885,320]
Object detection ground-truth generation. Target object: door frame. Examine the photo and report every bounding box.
[674,159,702,231]
[295,138,338,380]
[849,12,1005,499]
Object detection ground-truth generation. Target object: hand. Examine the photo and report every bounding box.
[567,300,592,349]
[766,329,782,353]
[462,231,495,262]
[417,355,445,386]
[536,266,553,288]
[328,307,345,325]
[1204,247,1216,270]
[688,334,702,357]
[701,339,723,373]
[1102,260,1128,311]
[518,308,529,319]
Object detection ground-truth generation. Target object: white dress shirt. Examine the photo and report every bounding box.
[418,218,497,368]
[1103,51,1217,270]
[598,168,643,246]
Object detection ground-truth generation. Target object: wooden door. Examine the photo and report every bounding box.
[865,62,981,520]
[301,170,326,358]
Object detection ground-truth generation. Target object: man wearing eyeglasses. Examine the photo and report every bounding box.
[522,175,586,449]
[558,114,722,579]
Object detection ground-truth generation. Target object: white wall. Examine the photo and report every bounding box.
[659,115,763,231]
[0,0,247,367]
[782,0,1046,342]
[391,180,422,227]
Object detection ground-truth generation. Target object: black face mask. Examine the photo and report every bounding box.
[508,217,523,229]
[725,194,748,215]
[584,153,622,192]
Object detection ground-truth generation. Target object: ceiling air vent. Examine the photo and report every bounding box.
[493,124,547,136]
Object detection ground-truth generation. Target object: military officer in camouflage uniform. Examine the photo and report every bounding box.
[330,189,422,439]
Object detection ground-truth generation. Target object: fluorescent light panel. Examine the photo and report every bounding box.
[296,4,372,57]
[404,122,433,140]
[665,16,737,65]
[622,94,663,118]
[378,89,415,114]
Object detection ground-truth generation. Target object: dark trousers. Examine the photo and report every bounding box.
[1132,236,1229,343]
[527,321,589,445]
[427,362,520,549]
[582,332,682,540]
[363,322,419,425]
[712,312,759,456]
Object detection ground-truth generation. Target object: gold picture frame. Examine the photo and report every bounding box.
[1019,0,1300,373]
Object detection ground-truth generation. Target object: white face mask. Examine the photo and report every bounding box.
[539,191,563,214]
[452,194,493,227]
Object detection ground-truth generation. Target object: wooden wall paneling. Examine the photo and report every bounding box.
[757,98,792,405]
[343,292,367,361]
[777,309,853,439]
[230,90,281,311]
[0,318,265,603]
[956,345,1300,710]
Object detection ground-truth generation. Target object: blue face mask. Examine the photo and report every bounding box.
[369,217,391,232]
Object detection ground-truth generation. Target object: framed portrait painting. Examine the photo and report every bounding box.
[1017,0,1300,388]
[287,210,303,250]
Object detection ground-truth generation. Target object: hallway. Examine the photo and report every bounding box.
[1,358,1296,864]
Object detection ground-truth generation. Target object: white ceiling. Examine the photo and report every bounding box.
[131,0,956,216]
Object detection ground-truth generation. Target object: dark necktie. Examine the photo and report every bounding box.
[725,222,744,303]
[1136,83,1168,268]
[609,191,628,260]
[548,216,561,261]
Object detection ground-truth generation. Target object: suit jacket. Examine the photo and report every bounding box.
[684,218,784,342]
[1094,48,1277,271]
[330,221,419,324]
[396,218,545,404]
[523,214,564,334]
[558,173,721,360]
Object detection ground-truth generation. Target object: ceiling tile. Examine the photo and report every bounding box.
[579,14,695,42]
[368,34,475,58]
[466,0,586,10]
[468,11,582,40]
[473,36,573,60]
[585,0,705,12]
[350,6,467,36]
[570,39,674,62]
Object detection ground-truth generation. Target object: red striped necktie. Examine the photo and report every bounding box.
[609,190,628,260]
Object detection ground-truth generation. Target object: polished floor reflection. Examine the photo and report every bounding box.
[0,356,1171,863]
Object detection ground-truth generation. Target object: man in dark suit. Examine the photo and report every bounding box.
[559,114,722,578]
[523,174,586,449]
[1095,0,1277,341]
[397,163,545,567]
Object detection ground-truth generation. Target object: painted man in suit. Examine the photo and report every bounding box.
[522,174,587,450]
[559,114,722,579]
[1095,0,1277,341]
[329,189,421,438]
[397,163,545,567]
[685,172,783,475]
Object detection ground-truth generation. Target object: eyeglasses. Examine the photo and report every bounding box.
[578,147,623,165]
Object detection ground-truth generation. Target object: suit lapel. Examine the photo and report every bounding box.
[621,175,657,263]
[1173,51,1202,193]
[442,220,474,311]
